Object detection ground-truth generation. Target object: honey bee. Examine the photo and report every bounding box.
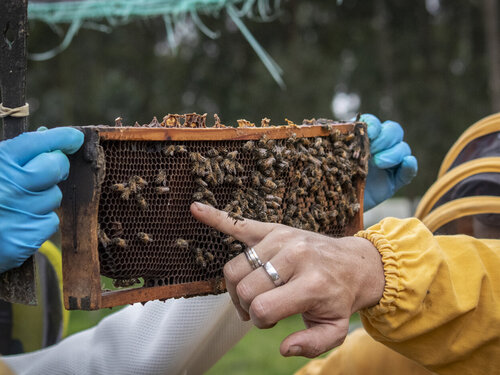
[344,133,355,141]
[190,152,207,163]
[222,159,236,174]
[228,212,244,222]
[113,278,140,288]
[137,232,153,244]
[162,145,176,156]
[228,242,242,253]
[261,117,270,127]
[204,251,215,262]
[114,117,123,127]
[285,118,297,127]
[209,229,219,237]
[98,228,111,248]
[111,237,128,248]
[286,133,297,146]
[258,210,268,221]
[110,221,124,237]
[265,194,282,204]
[111,183,128,192]
[243,140,255,152]
[261,178,277,190]
[135,194,148,210]
[296,187,306,196]
[194,248,207,268]
[214,114,224,128]
[235,162,245,174]
[226,150,238,160]
[285,204,298,217]
[258,134,268,147]
[275,160,289,172]
[135,175,148,188]
[195,178,208,188]
[120,188,132,201]
[207,148,219,158]
[214,277,225,293]
[254,148,268,159]
[175,145,187,153]
[266,201,281,210]
[191,163,207,177]
[222,236,236,245]
[154,186,169,195]
[237,119,255,127]
[268,214,279,223]
[314,137,323,148]
[176,238,190,250]
[128,178,137,192]
[155,169,167,185]
[192,191,204,201]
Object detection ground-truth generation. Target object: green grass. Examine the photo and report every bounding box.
[207,314,361,375]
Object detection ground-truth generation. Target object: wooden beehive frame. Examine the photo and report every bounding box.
[59,123,365,310]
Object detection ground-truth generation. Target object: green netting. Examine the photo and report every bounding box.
[27,0,284,87]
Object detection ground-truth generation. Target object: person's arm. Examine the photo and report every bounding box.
[358,217,500,375]
[3,294,252,375]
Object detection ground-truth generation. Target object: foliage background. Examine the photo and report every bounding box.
[25,0,499,198]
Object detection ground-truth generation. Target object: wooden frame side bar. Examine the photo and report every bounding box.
[60,128,103,310]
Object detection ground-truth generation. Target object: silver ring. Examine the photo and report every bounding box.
[263,261,284,287]
[244,247,263,270]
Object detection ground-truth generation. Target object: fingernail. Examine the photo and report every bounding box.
[286,345,302,356]
[193,202,204,210]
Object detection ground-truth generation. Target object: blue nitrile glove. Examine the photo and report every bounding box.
[0,127,84,273]
[361,114,418,211]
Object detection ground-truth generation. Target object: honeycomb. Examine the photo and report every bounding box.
[96,119,369,290]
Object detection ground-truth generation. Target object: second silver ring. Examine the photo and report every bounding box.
[263,261,284,287]
[244,247,263,270]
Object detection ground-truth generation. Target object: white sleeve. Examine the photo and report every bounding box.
[4,293,252,375]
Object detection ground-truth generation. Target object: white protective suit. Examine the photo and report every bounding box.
[3,294,252,375]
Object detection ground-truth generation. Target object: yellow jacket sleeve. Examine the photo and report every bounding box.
[356,217,500,375]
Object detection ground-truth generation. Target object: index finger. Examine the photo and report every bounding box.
[3,127,84,166]
[190,202,277,246]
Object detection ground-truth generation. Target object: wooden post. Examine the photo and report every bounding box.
[0,0,37,305]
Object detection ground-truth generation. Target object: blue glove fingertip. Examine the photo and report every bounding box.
[50,128,84,155]
[359,114,382,141]
[394,155,418,191]
[372,142,411,169]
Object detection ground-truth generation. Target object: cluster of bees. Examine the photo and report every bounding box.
[114,114,297,129]
[98,115,369,287]
[182,122,368,266]
[110,175,149,209]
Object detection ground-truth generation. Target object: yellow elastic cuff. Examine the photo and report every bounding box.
[355,229,401,317]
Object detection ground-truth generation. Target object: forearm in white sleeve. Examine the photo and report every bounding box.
[3,293,252,375]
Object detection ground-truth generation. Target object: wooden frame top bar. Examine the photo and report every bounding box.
[94,122,358,142]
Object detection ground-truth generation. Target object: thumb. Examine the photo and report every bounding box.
[280,319,349,358]
[3,127,84,166]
